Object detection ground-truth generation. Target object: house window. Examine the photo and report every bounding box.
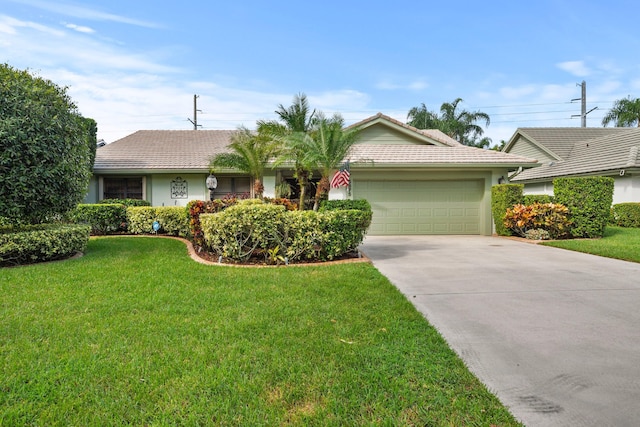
[103,177,143,200]
[215,177,251,197]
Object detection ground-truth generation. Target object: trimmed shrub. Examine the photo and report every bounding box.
[319,199,372,213]
[611,203,640,228]
[491,184,524,236]
[187,199,240,247]
[69,203,127,235]
[524,194,554,205]
[126,207,156,235]
[286,209,372,261]
[0,224,90,266]
[155,207,190,237]
[201,201,288,262]
[504,203,571,239]
[554,177,614,238]
[127,206,189,237]
[99,198,150,207]
[200,203,372,263]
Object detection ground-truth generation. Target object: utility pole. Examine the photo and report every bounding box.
[188,94,202,130]
[571,81,597,127]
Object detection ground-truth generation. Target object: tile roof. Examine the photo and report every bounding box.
[94,130,235,171]
[348,112,462,147]
[94,118,538,172]
[348,144,539,167]
[509,128,640,181]
[510,127,631,159]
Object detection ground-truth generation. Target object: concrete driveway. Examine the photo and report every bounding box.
[360,235,640,427]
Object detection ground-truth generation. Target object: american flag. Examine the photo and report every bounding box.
[330,162,350,188]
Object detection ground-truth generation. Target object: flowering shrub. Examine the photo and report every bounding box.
[504,203,571,239]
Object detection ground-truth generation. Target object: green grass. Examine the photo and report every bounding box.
[0,237,521,426]
[542,226,640,263]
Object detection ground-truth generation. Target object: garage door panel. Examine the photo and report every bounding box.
[353,180,483,235]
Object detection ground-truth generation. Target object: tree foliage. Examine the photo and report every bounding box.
[210,126,277,197]
[601,96,640,127]
[407,98,491,148]
[293,113,360,210]
[260,93,317,210]
[0,64,95,224]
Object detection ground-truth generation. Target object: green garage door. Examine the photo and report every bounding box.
[353,180,483,235]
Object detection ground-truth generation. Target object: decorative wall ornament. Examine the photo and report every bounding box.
[171,176,188,199]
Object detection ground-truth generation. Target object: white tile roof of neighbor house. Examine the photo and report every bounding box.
[507,128,640,181]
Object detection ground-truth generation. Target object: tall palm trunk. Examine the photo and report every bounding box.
[253,178,264,198]
[313,176,331,211]
[297,168,309,211]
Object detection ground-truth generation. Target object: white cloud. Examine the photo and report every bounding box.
[557,60,590,77]
[64,23,95,34]
[7,0,160,28]
[375,78,429,91]
[0,15,64,36]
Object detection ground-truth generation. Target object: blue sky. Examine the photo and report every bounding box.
[2,0,639,146]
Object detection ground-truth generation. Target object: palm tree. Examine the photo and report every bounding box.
[406,103,442,130]
[209,126,276,198]
[293,113,360,210]
[406,98,491,147]
[259,93,317,210]
[602,96,640,127]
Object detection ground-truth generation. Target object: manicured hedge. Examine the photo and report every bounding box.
[127,206,189,237]
[491,184,524,236]
[319,199,372,213]
[69,203,127,235]
[554,177,614,238]
[99,198,150,207]
[0,224,90,267]
[611,203,640,228]
[200,200,372,263]
[524,194,554,205]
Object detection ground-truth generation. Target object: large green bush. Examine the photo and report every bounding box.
[611,203,640,228]
[554,177,614,238]
[0,64,93,224]
[0,224,90,266]
[70,204,127,235]
[491,184,524,236]
[201,201,371,263]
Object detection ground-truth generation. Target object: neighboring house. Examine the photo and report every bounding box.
[503,128,640,204]
[90,113,538,235]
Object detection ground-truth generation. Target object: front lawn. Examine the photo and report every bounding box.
[0,237,521,426]
[541,226,640,263]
